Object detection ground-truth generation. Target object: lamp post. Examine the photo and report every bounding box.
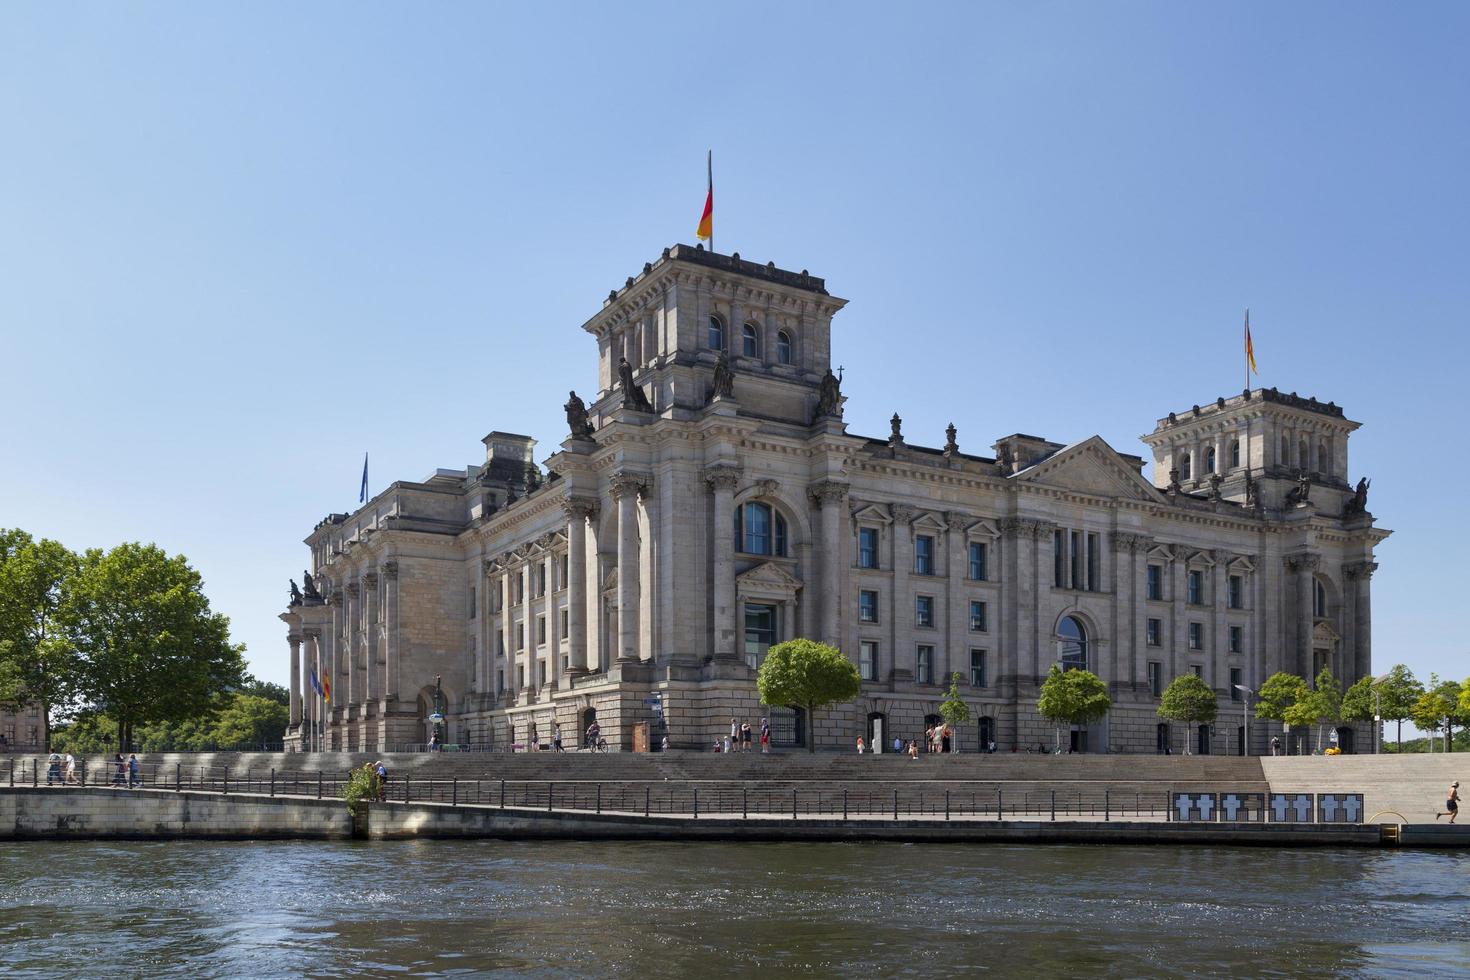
[1233,684,1254,756]
[427,673,446,749]
[1370,670,1391,755]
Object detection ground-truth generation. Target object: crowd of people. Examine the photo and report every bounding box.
[854,723,985,758]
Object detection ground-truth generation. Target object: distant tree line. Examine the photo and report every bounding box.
[0,528,268,752]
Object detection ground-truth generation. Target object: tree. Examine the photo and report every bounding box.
[1410,675,1465,753]
[1376,665,1423,750]
[939,672,971,751]
[755,638,861,753]
[1341,676,1377,743]
[238,675,289,707]
[0,529,80,747]
[1283,668,1342,752]
[1255,672,1308,724]
[1037,665,1110,752]
[210,693,289,748]
[61,542,245,751]
[1157,674,1217,754]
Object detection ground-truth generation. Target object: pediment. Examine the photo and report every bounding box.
[851,503,893,525]
[1147,544,1174,561]
[1228,555,1256,572]
[1011,437,1163,502]
[965,519,1000,539]
[1183,550,1216,567]
[1312,620,1340,644]
[911,511,948,532]
[736,561,803,593]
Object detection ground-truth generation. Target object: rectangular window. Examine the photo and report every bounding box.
[1054,530,1065,588]
[469,586,477,618]
[858,528,879,569]
[916,645,934,684]
[915,535,935,575]
[515,623,524,650]
[968,542,988,581]
[1229,625,1243,654]
[1070,530,1082,589]
[1230,668,1243,700]
[859,590,879,623]
[970,649,988,688]
[1087,532,1100,591]
[1188,622,1203,650]
[1148,661,1162,697]
[1147,564,1162,601]
[537,615,547,646]
[1192,664,1204,678]
[1228,575,1243,609]
[497,633,505,657]
[497,669,504,694]
[915,595,935,628]
[515,576,524,604]
[537,566,547,598]
[561,608,569,638]
[859,641,878,681]
[969,600,987,632]
[1187,570,1204,605]
[1146,618,1161,646]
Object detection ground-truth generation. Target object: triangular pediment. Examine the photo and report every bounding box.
[965,519,1000,539]
[1312,620,1340,644]
[1228,555,1256,572]
[911,511,948,532]
[1011,437,1163,502]
[736,561,803,592]
[851,504,893,525]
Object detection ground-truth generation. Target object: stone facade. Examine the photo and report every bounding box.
[281,245,1390,755]
[0,704,44,753]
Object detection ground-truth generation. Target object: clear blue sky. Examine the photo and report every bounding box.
[3,3,1467,698]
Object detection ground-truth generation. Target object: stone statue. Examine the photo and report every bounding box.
[1167,468,1181,494]
[1244,470,1258,508]
[1286,471,1312,506]
[564,390,594,439]
[618,357,654,413]
[889,412,903,446]
[289,579,302,606]
[1208,472,1223,502]
[995,444,1011,474]
[710,351,735,401]
[1344,476,1370,515]
[814,368,842,418]
[302,572,321,602]
[944,423,958,456]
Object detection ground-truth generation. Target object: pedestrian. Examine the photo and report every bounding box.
[741,721,752,753]
[908,739,919,760]
[529,722,539,752]
[942,725,952,754]
[553,723,564,753]
[661,734,670,752]
[586,720,601,751]
[46,750,61,786]
[730,718,739,753]
[856,735,865,754]
[892,735,902,754]
[428,732,439,752]
[760,718,770,754]
[127,754,140,788]
[1271,736,1281,757]
[987,740,997,755]
[112,753,126,787]
[924,726,933,753]
[1436,781,1460,823]
[723,732,732,754]
[64,752,77,785]
[375,760,389,802]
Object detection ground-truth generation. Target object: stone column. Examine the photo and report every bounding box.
[1293,554,1319,679]
[364,573,380,701]
[565,500,594,673]
[303,628,321,751]
[612,473,644,664]
[1032,522,1051,681]
[811,482,850,648]
[1211,552,1228,692]
[288,633,302,727]
[706,466,741,661]
[522,560,535,689]
[945,512,969,685]
[1349,561,1376,681]
[381,562,399,702]
[1171,550,1186,682]
[544,548,559,684]
[343,581,360,707]
[891,505,916,679]
[499,565,514,693]
[638,484,655,662]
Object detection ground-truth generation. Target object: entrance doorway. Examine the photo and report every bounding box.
[769,706,805,748]
[867,712,886,754]
[978,716,995,753]
[1236,725,1246,756]
[1335,726,1355,754]
[1069,727,1089,754]
[581,707,598,749]
[1156,723,1170,754]
[1197,724,1212,756]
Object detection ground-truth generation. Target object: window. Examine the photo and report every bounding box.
[1147,564,1163,600]
[915,535,935,575]
[1180,453,1192,481]
[970,649,988,688]
[859,590,878,623]
[776,330,792,364]
[858,528,879,569]
[560,557,569,590]
[742,322,760,358]
[969,600,987,632]
[1146,618,1161,646]
[1054,530,1065,587]
[1299,439,1308,468]
[1188,622,1203,650]
[515,575,524,604]
[744,603,777,669]
[1058,615,1088,671]
[1228,574,1243,609]
[916,645,934,684]
[1280,435,1289,464]
[736,501,787,557]
[1317,442,1327,472]
[1230,440,1240,469]
[1313,579,1326,618]
[1206,446,1216,473]
[1229,625,1243,654]
[1087,532,1100,591]
[1230,668,1243,700]
[968,541,988,581]
[916,595,934,628]
[1192,664,1204,678]
[469,586,476,618]
[515,623,524,650]
[1070,531,1082,589]
[1148,661,1163,697]
[561,608,569,637]
[859,641,878,681]
[536,616,546,646]
[707,314,725,351]
[1187,570,1204,605]
[536,565,547,597]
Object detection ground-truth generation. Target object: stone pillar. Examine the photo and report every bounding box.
[811,481,849,648]
[303,628,321,751]
[1171,551,1187,682]
[364,573,380,701]
[288,633,302,727]
[499,565,514,693]
[706,466,741,661]
[945,512,968,685]
[1032,522,1051,681]
[544,549,559,685]
[1211,552,1228,692]
[1349,561,1376,681]
[1293,554,1319,679]
[891,505,916,679]
[612,473,644,664]
[522,560,535,689]
[381,561,399,702]
[343,581,360,707]
[638,484,655,662]
[565,500,593,673]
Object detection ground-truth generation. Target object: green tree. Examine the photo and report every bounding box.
[61,542,245,751]
[1255,672,1308,725]
[0,529,80,747]
[210,693,289,748]
[1342,676,1377,749]
[1157,673,1218,755]
[1412,676,1465,753]
[939,672,971,751]
[1283,668,1342,752]
[49,713,118,754]
[1376,665,1423,750]
[238,675,289,707]
[1037,665,1110,752]
[755,638,861,753]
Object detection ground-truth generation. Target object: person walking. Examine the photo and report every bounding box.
[374,760,388,802]
[1436,781,1460,823]
[585,720,601,751]
[856,735,865,754]
[1271,736,1281,757]
[759,718,770,754]
[729,718,739,754]
[112,753,126,787]
[552,723,564,753]
[127,754,140,789]
[46,751,61,786]
[64,752,77,785]
[529,722,539,753]
[892,735,902,755]
[741,721,752,753]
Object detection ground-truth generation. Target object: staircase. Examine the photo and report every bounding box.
[1262,755,1466,823]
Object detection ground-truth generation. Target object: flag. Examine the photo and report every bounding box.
[359,452,369,504]
[309,669,322,697]
[323,676,331,703]
[696,150,712,243]
[1244,310,1258,375]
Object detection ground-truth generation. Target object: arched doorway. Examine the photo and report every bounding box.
[978,716,995,753]
[1058,616,1088,671]
[1156,723,1170,754]
[924,713,943,753]
[1197,724,1212,756]
[867,712,887,754]
[581,707,598,749]
[1335,726,1355,754]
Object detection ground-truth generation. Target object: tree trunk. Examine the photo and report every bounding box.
[1397,719,1402,751]
[806,704,815,753]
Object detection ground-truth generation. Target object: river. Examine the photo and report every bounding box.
[1,840,1466,978]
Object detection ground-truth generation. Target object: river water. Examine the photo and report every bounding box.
[1,840,1466,978]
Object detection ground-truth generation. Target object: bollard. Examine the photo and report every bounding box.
[792,789,798,821]
[894,789,899,821]
[452,778,458,807]
[596,783,601,814]
[501,779,506,809]
[997,788,1003,822]
[843,789,848,821]
[945,790,950,822]
[1051,789,1055,822]
[317,771,323,799]
[176,764,181,793]
[693,788,699,819]
[270,769,276,798]
[743,787,748,820]
[547,782,553,812]
[645,785,650,818]
[1105,789,1110,822]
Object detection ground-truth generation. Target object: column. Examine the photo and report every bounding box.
[343,581,360,707]
[1293,555,1318,678]
[381,561,399,703]
[1032,522,1050,681]
[303,629,321,751]
[638,484,655,662]
[945,513,968,686]
[891,505,915,678]
[364,573,380,702]
[522,560,535,689]
[612,473,643,663]
[706,466,741,661]
[812,482,849,647]
[1171,551,1186,681]
[288,633,302,728]
[565,500,593,673]
[544,549,558,684]
[1211,552,1228,692]
[500,565,515,692]
[1351,561,1376,680]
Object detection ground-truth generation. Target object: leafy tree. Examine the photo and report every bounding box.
[1375,665,1423,750]
[1283,668,1342,752]
[755,638,861,753]
[939,672,971,751]
[210,694,288,747]
[0,529,80,747]
[1410,676,1465,753]
[1037,665,1110,752]
[238,675,289,707]
[1341,676,1377,749]
[1255,672,1308,726]
[1157,674,1217,754]
[61,542,245,751]
[49,713,118,754]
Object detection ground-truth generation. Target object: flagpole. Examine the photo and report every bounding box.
[707,149,714,255]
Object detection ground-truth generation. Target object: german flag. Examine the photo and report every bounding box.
[1245,310,1258,375]
[696,150,712,243]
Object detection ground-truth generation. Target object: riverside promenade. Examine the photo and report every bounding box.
[3,752,1466,848]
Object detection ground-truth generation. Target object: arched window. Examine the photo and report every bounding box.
[707,314,725,351]
[1313,579,1326,619]
[1230,440,1240,469]
[1205,447,1216,473]
[1317,442,1328,473]
[742,323,760,358]
[1058,616,1088,672]
[734,501,787,557]
[776,330,793,365]
[1179,453,1192,481]
[1280,435,1289,465]
[1299,439,1309,469]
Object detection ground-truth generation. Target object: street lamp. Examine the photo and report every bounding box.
[1371,671,1392,755]
[1233,684,1254,756]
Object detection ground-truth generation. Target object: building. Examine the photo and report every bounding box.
[281,244,1390,755]
[0,703,46,753]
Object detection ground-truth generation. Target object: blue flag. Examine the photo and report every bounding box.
[359,452,369,504]
[309,669,323,698]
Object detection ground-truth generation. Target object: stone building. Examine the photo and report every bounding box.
[281,244,1390,755]
[0,703,45,753]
